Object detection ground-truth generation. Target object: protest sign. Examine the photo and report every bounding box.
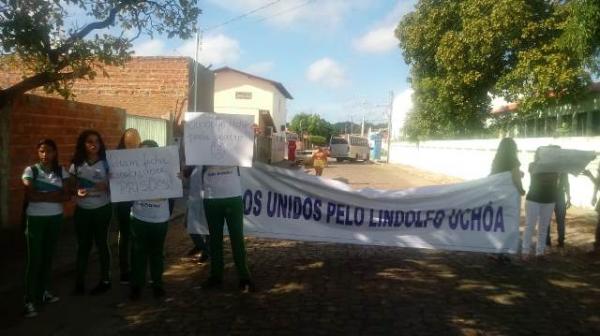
[191,163,521,254]
[184,112,254,167]
[532,147,596,174]
[106,146,183,202]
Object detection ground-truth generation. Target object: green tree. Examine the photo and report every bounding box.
[0,0,201,108]
[289,113,335,141]
[397,0,600,139]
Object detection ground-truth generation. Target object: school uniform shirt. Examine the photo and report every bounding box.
[69,160,110,209]
[22,165,69,216]
[131,199,171,223]
[202,166,242,199]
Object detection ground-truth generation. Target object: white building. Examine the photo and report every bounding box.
[213,67,293,133]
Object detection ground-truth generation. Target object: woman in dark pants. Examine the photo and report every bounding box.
[114,128,141,284]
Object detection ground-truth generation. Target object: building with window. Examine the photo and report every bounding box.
[213,67,293,133]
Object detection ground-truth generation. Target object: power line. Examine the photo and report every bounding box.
[203,0,283,32]
[253,0,315,24]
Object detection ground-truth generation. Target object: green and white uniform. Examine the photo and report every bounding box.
[69,160,112,285]
[202,166,251,281]
[130,199,170,289]
[22,164,69,305]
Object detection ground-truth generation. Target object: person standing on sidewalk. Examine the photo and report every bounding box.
[184,166,210,263]
[114,128,141,284]
[489,138,525,264]
[200,166,255,292]
[583,164,600,254]
[547,172,571,248]
[21,139,71,318]
[129,140,173,300]
[69,130,112,295]
[522,148,559,260]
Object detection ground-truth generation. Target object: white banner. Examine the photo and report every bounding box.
[184,112,254,167]
[191,163,521,254]
[106,146,183,202]
[533,147,596,174]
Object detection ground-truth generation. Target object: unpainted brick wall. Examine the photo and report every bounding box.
[4,95,125,228]
[0,57,193,120]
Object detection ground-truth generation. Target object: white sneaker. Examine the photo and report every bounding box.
[42,291,60,304]
[23,303,38,318]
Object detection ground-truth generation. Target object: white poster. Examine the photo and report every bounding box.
[184,112,255,167]
[190,163,522,254]
[106,146,183,202]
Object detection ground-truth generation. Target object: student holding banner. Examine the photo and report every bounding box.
[21,139,71,318]
[114,128,142,284]
[200,165,255,292]
[129,140,172,300]
[69,130,112,295]
[489,138,525,264]
[184,166,210,263]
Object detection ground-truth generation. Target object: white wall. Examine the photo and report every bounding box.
[214,71,288,131]
[390,137,600,208]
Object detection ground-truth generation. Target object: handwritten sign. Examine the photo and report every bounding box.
[184,112,254,167]
[106,146,183,202]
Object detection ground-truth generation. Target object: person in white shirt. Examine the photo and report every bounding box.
[129,140,172,300]
[21,139,70,318]
[200,166,255,292]
[69,130,112,295]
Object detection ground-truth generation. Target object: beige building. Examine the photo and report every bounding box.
[213,67,293,133]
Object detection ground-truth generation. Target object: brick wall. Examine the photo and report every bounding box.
[0,57,199,120]
[3,95,125,229]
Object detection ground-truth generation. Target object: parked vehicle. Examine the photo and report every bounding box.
[329,134,370,162]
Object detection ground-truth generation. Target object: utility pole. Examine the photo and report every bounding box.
[386,90,394,163]
[361,115,365,137]
[193,30,202,112]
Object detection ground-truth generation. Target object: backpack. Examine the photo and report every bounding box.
[21,165,63,231]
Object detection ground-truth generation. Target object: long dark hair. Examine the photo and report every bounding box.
[491,138,520,174]
[71,129,107,167]
[37,139,61,176]
[117,128,141,149]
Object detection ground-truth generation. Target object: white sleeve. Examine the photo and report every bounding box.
[61,166,70,179]
[22,166,33,180]
[68,163,76,176]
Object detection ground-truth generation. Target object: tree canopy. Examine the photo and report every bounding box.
[396,0,600,139]
[0,0,201,108]
[289,113,335,141]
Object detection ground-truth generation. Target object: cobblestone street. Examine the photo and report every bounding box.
[3,162,600,335]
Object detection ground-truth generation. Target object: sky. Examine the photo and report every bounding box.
[129,0,418,132]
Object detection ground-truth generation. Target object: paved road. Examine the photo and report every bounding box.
[3,162,600,335]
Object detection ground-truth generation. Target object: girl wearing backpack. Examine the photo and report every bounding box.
[22,139,70,318]
[69,130,112,295]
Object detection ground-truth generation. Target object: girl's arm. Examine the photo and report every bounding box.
[511,167,526,196]
[23,179,67,203]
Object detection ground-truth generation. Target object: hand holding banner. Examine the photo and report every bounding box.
[106,146,183,202]
[184,112,255,167]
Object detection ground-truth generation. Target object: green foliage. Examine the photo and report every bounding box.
[289,113,335,141]
[397,0,600,139]
[0,0,201,106]
[308,135,327,146]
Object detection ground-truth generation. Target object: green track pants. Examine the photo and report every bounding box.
[24,214,62,304]
[130,218,168,288]
[204,197,251,281]
[74,204,112,285]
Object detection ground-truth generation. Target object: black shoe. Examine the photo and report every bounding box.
[187,247,200,256]
[153,287,166,299]
[198,253,210,264]
[129,286,141,301]
[201,277,223,290]
[120,273,130,285]
[90,281,111,295]
[73,282,85,296]
[238,279,256,293]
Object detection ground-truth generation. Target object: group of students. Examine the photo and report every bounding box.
[490,138,600,262]
[21,128,254,319]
